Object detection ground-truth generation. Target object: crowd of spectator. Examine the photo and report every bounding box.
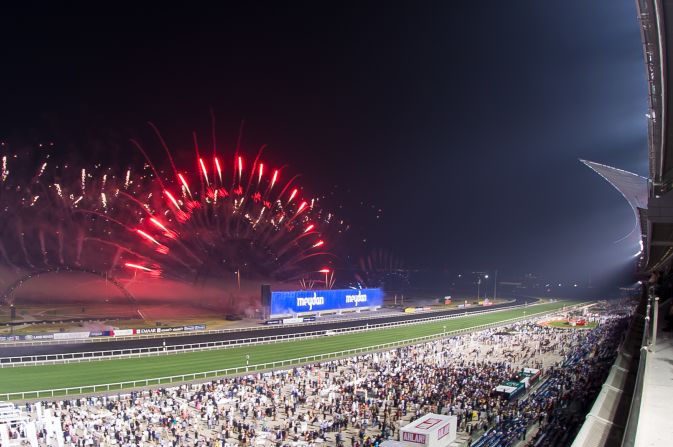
[475,314,627,447]
[10,309,628,447]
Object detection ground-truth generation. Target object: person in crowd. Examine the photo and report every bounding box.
[21,305,629,447]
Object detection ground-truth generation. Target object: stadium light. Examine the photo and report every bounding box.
[319,268,330,289]
[476,272,489,300]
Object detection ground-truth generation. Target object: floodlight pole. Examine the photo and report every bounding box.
[493,270,498,301]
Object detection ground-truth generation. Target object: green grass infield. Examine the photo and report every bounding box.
[0,301,577,397]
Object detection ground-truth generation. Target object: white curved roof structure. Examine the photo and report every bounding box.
[581,159,648,264]
[581,160,648,212]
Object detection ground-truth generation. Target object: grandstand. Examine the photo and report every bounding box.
[569,1,673,446]
[0,306,628,446]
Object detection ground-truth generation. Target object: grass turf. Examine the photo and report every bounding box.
[0,301,574,397]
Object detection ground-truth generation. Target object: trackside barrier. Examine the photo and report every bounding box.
[0,303,526,365]
[570,294,659,447]
[0,300,522,347]
[0,304,588,401]
[0,302,583,367]
[619,294,665,447]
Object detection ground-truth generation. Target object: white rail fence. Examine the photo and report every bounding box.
[0,302,570,367]
[0,304,585,401]
[0,300,522,347]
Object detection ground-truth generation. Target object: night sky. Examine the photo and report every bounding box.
[0,1,647,289]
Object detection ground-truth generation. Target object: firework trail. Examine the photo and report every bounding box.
[0,129,335,296]
[0,142,121,274]
[354,248,407,288]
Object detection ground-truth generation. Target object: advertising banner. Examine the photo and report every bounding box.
[1,333,56,341]
[90,331,115,337]
[282,317,303,324]
[112,329,134,337]
[157,326,187,333]
[26,333,55,340]
[270,288,383,316]
[53,331,90,340]
[111,324,206,337]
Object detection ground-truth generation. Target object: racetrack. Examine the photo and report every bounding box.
[0,297,538,360]
[0,300,572,398]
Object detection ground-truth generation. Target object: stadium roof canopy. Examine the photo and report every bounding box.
[581,160,648,267]
[637,0,668,192]
[636,0,673,270]
[581,160,648,211]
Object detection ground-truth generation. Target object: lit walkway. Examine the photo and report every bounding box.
[634,301,673,447]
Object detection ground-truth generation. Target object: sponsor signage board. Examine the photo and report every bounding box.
[1,333,56,341]
[437,421,455,440]
[0,323,208,343]
[113,325,207,337]
[34,334,56,340]
[22,333,55,340]
[400,413,457,447]
[112,329,134,337]
[270,288,382,316]
[53,331,90,340]
[283,317,303,324]
[0,335,21,342]
[402,432,427,444]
